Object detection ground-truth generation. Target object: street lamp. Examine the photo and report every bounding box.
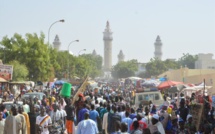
[48,19,65,45]
[67,40,79,80]
[78,49,86,55]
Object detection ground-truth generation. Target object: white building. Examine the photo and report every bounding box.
[195,53,215,69]
[117,50,125,63]
[154,35,163,60]
[53,35,61,51]
[103,21,113,71]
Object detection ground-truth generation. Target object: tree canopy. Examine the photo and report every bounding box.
[8,60,29,81]
[0,33,54,81]
[80,54,103,78]
[178,53,198,69]
[144,58,180,78]
[111,59,138,79]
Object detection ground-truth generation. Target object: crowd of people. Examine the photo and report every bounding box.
[0,80,214,134]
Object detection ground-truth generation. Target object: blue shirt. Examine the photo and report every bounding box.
[129,113,136,120]
[89,110,99,123]
[78,108,89,123]
[77,119,99,134]
[122,117,133,133]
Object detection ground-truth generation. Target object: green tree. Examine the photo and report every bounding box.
[178,53,198,69]
[8,60,29,81]
[55,51,90,79]
[80,54,103,78]
[144,58,179,77]
[0,33,59,81]
[111,59,138,79]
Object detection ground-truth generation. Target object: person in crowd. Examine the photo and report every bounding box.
[36,106,52,134]
[130,121,142,134]
[65,98,75,134]
[95,99,100,109]
[78,103,89,123]
[185,114,196,133]
[144,106,152,125]
[58,102,67,128]
[129,108,137,120]
[102,105,111,134]
[4,104,26,134]
[89,104,100,123]
[159,106,169,130]
[121,122,129,134]
[41,95,47,106]
[113,120,121,134]
[28,104,37,134]
[59,98,66,110]
[17,105,27,134]
[50,103,61,122]
[0,112,5,134]
[122,111,133,133]
[171,118,179,134]
[150,105,157,114]
[178,118,189,134]
[100,103,107,120]
[23,99,30,113]
[108,105,121,134]
[149,114,165,134]
[178,99,189,122]
[77,112,99,134]
[18,105,30,134]
[130,113,148,131]
[75,93,85,123]
[119,105,126,121]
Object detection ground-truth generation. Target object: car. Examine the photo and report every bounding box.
[22,92,46,100]
[3,101,23,111]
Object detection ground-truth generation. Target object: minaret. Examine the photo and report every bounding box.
[154,35,163,60]
[53,35,61,51]
[103,21,113,71]
[92,49,97,56]
[118,50,125,63]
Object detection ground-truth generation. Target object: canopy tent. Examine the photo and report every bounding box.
[157,80,183,90]
[0,77,7,82]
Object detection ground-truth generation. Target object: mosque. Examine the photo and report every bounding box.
[52,21,163,74]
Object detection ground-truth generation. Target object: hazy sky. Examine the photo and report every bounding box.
[1,0,215,65]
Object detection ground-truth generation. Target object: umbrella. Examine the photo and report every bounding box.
[54,80,65,85]
[167,84,186,93]
[157,80,183,90]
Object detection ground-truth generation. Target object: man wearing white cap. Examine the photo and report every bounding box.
[149,114,165,134]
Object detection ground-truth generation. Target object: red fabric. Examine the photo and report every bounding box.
[157,80,183,89]
[130,120,148,131]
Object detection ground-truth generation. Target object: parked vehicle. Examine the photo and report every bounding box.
[3,101,23,111]
[134,88,164,109]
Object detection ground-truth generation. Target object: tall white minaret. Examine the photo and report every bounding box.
[103,21,113,71]
[154,35,163,60]
[53,35,61,51]
[118,50,125,63]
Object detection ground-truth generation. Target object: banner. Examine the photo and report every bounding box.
[0,65,13,80]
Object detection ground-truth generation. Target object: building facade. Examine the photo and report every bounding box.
[154,35,163,60]
[103,21,113,71]
[195,53,215,69]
